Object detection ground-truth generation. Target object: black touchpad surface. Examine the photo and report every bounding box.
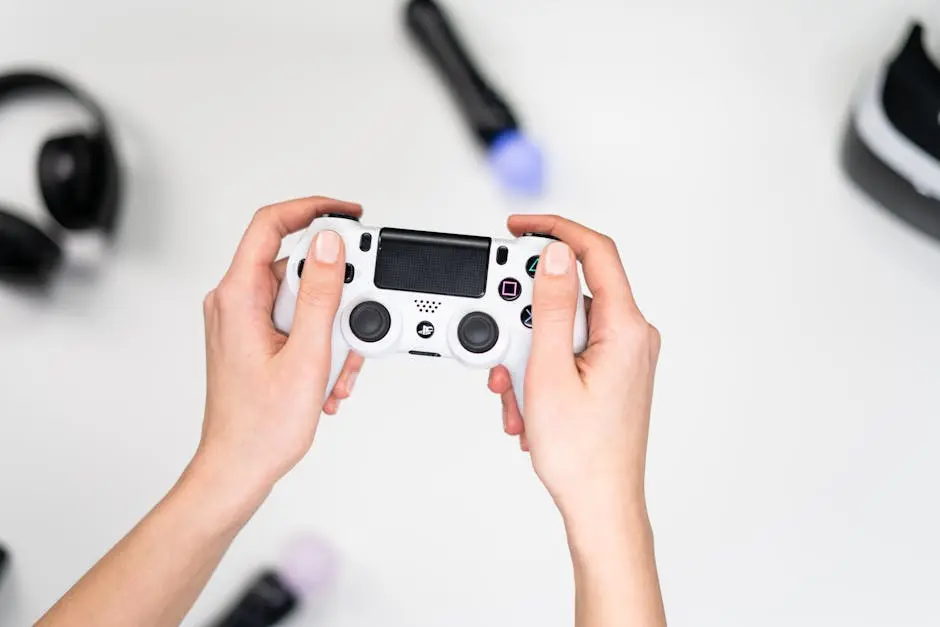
[374,228,490,298]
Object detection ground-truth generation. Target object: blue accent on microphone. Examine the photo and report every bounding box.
[487,130,545,196]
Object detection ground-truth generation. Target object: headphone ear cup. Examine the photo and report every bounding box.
[0,209,62,283]
[38,132,108,230]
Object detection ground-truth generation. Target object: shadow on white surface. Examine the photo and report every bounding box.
[0,563,24,627]
[107,105,172,264]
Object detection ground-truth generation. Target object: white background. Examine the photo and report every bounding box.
[1,1,940,625]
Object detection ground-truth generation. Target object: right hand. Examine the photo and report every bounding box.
[488,215,661,531]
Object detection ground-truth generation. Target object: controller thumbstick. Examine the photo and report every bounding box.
[457,312,499,354]
[349,301,392,343]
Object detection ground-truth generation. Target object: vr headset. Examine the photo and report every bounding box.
[843,21,940,241]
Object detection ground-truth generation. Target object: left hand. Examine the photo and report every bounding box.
[195,196,366,498]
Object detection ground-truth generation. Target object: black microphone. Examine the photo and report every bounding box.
[208,571,298,627]
[404,0,544,196]
[208,535,335,627]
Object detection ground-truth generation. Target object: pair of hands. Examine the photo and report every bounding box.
[197,196,661,527]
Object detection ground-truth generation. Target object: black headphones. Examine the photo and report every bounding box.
[0,70,122,285]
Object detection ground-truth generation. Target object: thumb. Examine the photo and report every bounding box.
[286,230,346,364]
[529,241,580,383]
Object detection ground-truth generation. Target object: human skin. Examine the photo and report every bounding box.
[35,198,665,627]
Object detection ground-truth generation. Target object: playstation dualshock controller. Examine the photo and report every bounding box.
[273,214,588,414]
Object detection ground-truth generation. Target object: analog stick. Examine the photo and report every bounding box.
[457,312,499,354]
[349,301,391,343]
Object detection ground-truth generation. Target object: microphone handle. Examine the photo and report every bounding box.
[404,0,518,145]
[209,571,298,627]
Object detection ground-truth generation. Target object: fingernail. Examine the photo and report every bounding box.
[543,242,571,276]
[314,230,340,263]
[345,371,358,395]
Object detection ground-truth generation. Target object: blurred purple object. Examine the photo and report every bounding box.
[488,130,545,196]
[279,533,337,599]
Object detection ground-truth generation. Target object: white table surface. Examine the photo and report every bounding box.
[2,1,940,625]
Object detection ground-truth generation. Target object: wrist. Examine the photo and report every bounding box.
[176,448,273,534]
[565,507,655,580]
[558,487,652,558]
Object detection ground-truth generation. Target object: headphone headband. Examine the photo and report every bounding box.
[0,69,112,136]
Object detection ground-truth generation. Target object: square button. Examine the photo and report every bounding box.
[499,278,521,301]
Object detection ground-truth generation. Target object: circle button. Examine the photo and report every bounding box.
[349,301,391,343]
[457,312,499,354]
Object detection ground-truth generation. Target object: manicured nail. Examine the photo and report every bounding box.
[543,241,571,276]
[345,371,358,395]
[314,230,340,263]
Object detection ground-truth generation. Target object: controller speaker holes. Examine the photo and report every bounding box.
[414,299,441,314]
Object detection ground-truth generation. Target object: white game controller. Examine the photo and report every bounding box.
[273,214,588,414]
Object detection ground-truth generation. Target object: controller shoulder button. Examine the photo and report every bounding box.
[521,232,559,241]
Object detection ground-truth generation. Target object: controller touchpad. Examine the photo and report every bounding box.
[374,228,490,298]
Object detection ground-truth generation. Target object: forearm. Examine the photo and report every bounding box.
[36,453,267,627]
[565,505,666,627]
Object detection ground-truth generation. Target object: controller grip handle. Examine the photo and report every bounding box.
[505,297,589,418]
[404,0,517,145]
[324,318,350,400]
[274,280,349,400]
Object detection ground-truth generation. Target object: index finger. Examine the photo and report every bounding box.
[225,196,362,283]
[507,214,638,314]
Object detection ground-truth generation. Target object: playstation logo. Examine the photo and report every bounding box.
[416,321,435,339]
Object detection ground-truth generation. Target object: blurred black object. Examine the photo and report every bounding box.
[404,0,518,147]
[404,0,545,196]
[208,571,298,627]
[842,21,940,241]
[0,543,8,586]
[208,535,335,627]
[0,69,123,286]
